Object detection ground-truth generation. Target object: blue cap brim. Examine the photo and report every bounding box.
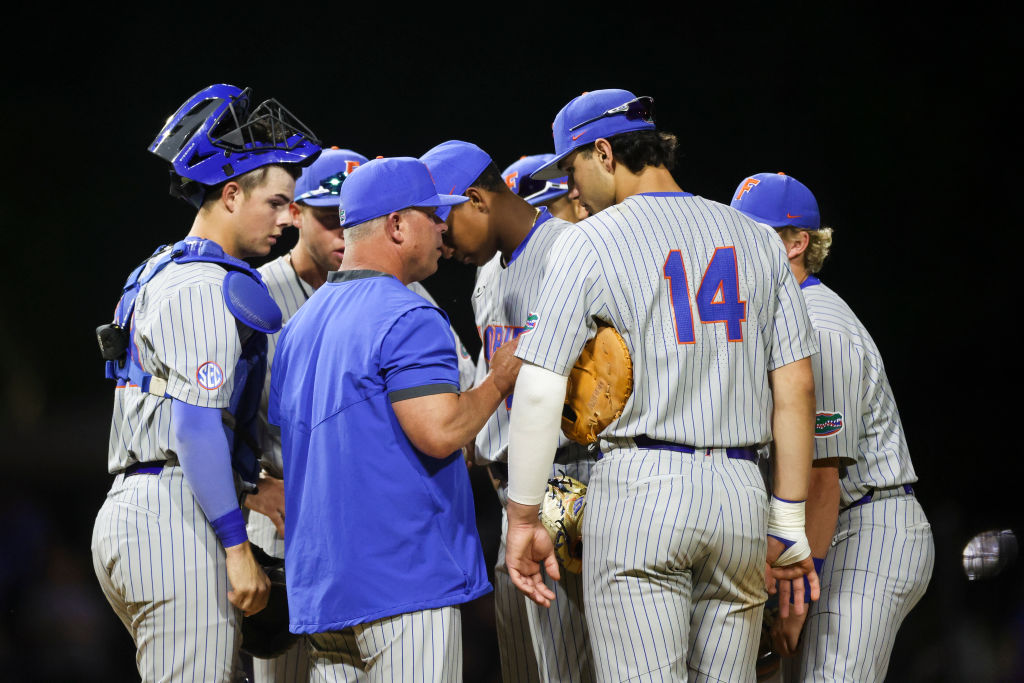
[530,152,571,181]
[298,195,341,207]
[526,187,568,206]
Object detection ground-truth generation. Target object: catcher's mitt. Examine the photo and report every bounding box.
[539,475,588,574]
[241,545,298,659]
[562,324,633,445]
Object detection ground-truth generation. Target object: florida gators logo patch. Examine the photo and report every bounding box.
[524,312,540,331]
[815,411,843,437]
[197,361,225,391]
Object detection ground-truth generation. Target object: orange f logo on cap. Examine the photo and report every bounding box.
[735,177,760,201]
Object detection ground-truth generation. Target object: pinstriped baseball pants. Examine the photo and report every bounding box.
[91,468,244,682]
[784,494,934,682]
[495,456,596,683]
[583,449,768,682]
[307,607,461,682]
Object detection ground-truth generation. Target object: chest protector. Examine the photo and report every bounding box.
[99,238,283,484]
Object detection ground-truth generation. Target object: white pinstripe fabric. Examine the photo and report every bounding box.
[95,253,251,682]
[307,607,462,683]
[515,195,817,450]
[584,448,768,682]
[784,496,934,682]
[801,281,918,504]
[779,279,933,682]
[91,467,243,682]
[494,460,596,683]
[513,195,816,680]
[108,258,243,472]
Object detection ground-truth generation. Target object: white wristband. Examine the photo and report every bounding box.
[767,496,811,566]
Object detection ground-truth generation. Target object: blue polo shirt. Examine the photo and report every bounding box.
[269,270,491,633]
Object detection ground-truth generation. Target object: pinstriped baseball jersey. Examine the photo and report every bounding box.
[107,255,246,472]
[800,277,918,507]
[472,213,587,464]
[515,193,818,450]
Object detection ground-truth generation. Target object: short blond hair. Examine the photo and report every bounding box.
[779,226,834,274]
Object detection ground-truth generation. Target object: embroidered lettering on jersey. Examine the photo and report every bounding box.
[483,325,528,362]
[815,411,844,437]
[197,361,226,390]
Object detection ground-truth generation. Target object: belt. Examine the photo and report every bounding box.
[843,484,914,511]
[123,461,168,477]
[633,436,758,462]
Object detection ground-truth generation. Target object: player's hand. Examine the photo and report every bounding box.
[243,474,286,538]
[462,441,476,470]
[225,541,271,616]
[505,500,560,607]
[489,337,523,396]
[771,608,808,657]
[765,536,820,618]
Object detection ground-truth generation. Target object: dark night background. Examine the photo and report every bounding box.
[1,7,1020,682]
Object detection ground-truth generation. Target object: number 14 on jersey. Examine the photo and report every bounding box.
[664,246,747,343]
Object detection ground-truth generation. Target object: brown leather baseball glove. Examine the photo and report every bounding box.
[561,324,633,445]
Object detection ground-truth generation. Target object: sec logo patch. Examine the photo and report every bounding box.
[197,361,225,390]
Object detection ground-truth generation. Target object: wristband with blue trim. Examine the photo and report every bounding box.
[211,508,248,548]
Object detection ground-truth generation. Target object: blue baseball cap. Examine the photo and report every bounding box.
[337,157,468,229]
[420,140,492,221]
[293,147,369,206]
[531,89,656,181]
[730,172,820,229]
[502,154,569,206]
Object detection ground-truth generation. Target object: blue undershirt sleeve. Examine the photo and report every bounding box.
[171,399,248,548]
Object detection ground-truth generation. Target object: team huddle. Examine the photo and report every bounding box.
[91,85,934,682]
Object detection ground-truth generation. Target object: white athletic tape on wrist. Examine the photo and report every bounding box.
[506,364,568,506]
[767,496,812,566]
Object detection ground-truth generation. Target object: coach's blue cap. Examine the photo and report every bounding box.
[531,89,656,181]
[420,140,492,221]
[730,172,820,229]
[338,157,468,228]
[502,154,569,206]
[293,147,369,206]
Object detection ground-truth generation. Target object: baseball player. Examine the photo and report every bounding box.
[421,140,596,682]
[90,84,321,681]
[502,153,588,224]
[502,89,822,682]
[731,172,934,682]
[269,157,522,682]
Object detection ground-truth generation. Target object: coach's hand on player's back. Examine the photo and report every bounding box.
[489,337,522,396]
[764,538,820,619]
[225,541,272,616]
